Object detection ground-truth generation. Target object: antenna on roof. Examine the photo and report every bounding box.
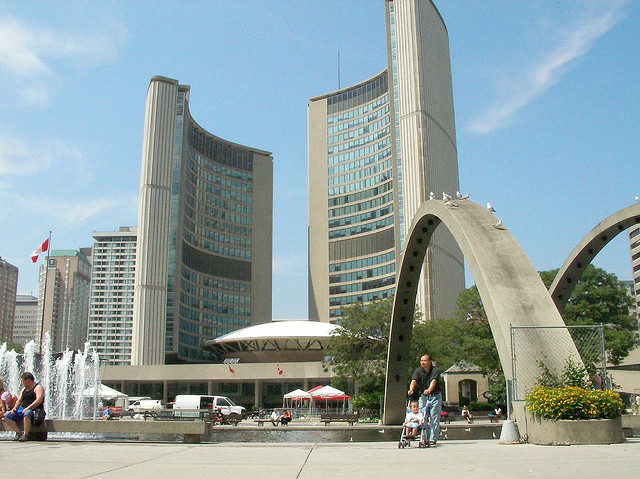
[337,50,341,90]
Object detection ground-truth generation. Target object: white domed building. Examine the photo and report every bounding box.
[202,320,338,363]
[101,320,339,408]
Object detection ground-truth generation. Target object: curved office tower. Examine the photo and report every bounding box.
[308,0,464,323]
[133,76,273,365]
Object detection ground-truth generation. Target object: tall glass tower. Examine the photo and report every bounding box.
[133,77,273,364]
[308,0,464,323]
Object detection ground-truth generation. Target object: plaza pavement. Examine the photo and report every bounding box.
[1,437,639,478]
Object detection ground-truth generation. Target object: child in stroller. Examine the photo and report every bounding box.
[399,400,428,448]
[403,400,424,439]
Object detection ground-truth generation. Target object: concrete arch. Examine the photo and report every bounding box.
[382,200,581,425]
[549,203,640,313]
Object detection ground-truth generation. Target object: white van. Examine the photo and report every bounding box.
[128,399,163,413]
[172,395,246,422]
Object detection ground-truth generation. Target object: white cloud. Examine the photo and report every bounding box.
[468,1,629,135]
[7,192,120,227]
[0,137,54,175]
[0,136,85,177]
[0,14,127,106]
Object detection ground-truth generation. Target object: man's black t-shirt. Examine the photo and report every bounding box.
[411,365,441,396]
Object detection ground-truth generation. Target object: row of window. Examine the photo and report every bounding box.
[184,197,252,237]
[327,75,389,116]
[329,205,393,229]
[183,216,252,249]
[330,251,395,273]
[328,158,392,188]
[327,104,390,135]
[184,176,253,207]
[328,170,393,197]
[329,261,396,284]
[328,137,391,166]
[179,305,251,324]
[328,126,390,156]
[186,160,253,195]
[328,93,389,125]
[181,269,252,294]
[184,185,252,216]
[182,231,252,260]
[329,287,395,309]
[329,192,394,219]
[187,123,254,173]
[184,206,251,242]
[328,147,392,177]
[91,273,135,279]
[328,115,390,145]
[329,215,395,239]
[180,293,252,317]
[328,180,393,207]
[181,281,251,306]
[191,151,254,183]
[329,274,395,295]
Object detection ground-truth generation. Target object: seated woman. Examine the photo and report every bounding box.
[280,409,292,426]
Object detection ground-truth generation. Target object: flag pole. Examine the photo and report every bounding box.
[39,231,52,353]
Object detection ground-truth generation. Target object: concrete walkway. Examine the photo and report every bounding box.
[1,438,639,478]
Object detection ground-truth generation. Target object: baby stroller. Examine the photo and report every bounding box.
[398,400,429,448]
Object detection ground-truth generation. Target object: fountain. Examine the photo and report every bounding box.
[0,332,101,420]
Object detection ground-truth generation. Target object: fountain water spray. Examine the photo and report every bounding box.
[0,333,101,420]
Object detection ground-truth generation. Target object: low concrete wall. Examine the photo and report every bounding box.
[526,412,624,445]
[1,419,211,444]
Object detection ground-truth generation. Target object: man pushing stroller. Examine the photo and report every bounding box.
[407,353,442,447]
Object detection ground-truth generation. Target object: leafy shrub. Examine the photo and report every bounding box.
[468,401,494,411]
[352,392,381,411]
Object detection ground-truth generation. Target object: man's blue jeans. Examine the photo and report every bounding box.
[419,392,442,443]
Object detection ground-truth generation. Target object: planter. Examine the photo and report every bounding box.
[525,411,624,445]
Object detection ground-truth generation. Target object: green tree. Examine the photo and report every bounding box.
[323,298,394,395]
[541,265,637,365]
[411,285,501,377]
[0,338,23,354]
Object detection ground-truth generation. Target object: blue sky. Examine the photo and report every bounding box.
[0,1,638,320]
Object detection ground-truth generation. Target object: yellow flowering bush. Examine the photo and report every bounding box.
[525,385,624,420]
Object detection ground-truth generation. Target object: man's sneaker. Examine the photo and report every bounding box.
[18,434,28,442]
[428,441,436,446]
[13,433,22,441]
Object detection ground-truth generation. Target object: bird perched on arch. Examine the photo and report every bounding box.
[487,202,496,213]
[445,200,458,208]
[443,192,453,201]
[456,191,469,200]
[429,191,437,200]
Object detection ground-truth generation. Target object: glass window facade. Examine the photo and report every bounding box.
[173,115,260,362]
[325,72,397,318]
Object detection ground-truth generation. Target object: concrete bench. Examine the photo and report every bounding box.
[253,418,278,427]
[2,419,211,444]
[320,414,358,426]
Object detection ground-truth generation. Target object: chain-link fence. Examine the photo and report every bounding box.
[510,325,607,401]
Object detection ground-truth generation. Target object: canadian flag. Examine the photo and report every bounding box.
[277,363,283,376]
[31,238,49,263]
[228,365,235,374]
